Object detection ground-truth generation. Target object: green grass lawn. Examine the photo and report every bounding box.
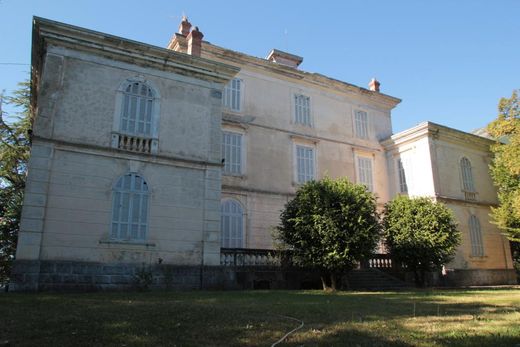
[1,289,520,347]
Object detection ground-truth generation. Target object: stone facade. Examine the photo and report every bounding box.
[11,17,515,290]
[383,122,516,285]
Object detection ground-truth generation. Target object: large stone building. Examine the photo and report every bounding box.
[11,17,515,290]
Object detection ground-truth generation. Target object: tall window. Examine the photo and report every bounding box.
[296,145,315,183]
[354,110,368,139]
[397,158,408,193]
[222,131,243,175]
[111,173,149,241]
[460,157,476,200]
[121,82,154,136]
[469,215,484,257]
[221,199,244,248]
[223,78,242,112]
[357,156,374,192]
[294,94,311,126]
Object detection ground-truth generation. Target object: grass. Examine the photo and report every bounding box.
[1,289,520,346]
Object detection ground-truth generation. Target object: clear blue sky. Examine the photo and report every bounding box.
[1,0,519,133]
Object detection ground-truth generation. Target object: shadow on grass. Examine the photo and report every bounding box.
[1,289,520,346]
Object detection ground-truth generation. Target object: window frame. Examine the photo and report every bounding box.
[397,158,408,194]
[220,198,245,248]
[293,94,312,127]
[293,143,316,184]
[111,77,161,153]
[110,172,150,242]
[353,109,369,139]
[355,154,374,192]
[222,78,244,113]
[221,128,246,176]
[460,156,477,200]
[469,214,485,257]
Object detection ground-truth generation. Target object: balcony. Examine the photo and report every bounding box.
[111,133,158,154]
[220,248,290,267]
[463,190,478,201]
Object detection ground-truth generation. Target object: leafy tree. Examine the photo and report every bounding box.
[0,81,31,285]
[383,196,460,287]
[275,177,380,291]
[487,90,520,242]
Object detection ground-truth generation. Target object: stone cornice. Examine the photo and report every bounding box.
[32,17,239,86]
[382,121,496,153]
[201,43,402,110]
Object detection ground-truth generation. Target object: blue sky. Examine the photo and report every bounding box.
[1,0,519,133]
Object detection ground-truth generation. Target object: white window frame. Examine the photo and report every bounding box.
[397,158,408,194]
[220,198,245,248]
[355,154,374,192]
[222,78,243,113]
[469,215,484,257]
[110,173,150,242]
[460,157,477,200]
[111,76,161,153]
[353,109,369,139]
[222,129,246,176]
[293,94,312,127]
[293,143,316,184]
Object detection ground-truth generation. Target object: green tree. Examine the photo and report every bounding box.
[275,177,380,291]
[0,81,31,285]
[487,90,520,242]
[383,196,460,287]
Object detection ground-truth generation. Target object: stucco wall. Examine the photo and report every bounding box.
[16,40,228,272]
[217,64,394,249]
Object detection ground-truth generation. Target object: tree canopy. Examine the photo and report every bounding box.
[383,196,460,287]
[487,90,520,242]
[275,177,380,290]
[0,81,31,285]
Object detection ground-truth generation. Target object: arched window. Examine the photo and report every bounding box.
[111,173,149,241]
[121,81,155,137]
[112,78,160,154]
[221,199,244,248]
[460,157,476,200]
[469,215,484,257]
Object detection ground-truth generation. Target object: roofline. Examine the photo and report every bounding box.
[201,42,402,110]
[30,16,240,93]
[381,121,496,149]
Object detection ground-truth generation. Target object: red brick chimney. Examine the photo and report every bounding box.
[368,78,380,92]
[178,16,192,36]
[187,26,204,57]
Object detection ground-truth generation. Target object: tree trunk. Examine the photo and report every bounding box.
[330,273,337,291]
[321,275,330,291]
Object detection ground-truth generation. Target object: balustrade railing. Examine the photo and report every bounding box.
[111,133,158,154]
[220,248,399,272]
[220,248,289,267]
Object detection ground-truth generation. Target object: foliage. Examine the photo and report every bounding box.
[275,177,380,290]
[383,196,460,287]
[487,90,520,242]
[0,81,31,284]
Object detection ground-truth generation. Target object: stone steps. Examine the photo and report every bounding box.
[345,268,410,290]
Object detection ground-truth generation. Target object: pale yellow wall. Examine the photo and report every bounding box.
[448,203,513,270]
[385,124,513,272]
[217,62,394,249]
[17,44,227,266]
[432,139,497,204]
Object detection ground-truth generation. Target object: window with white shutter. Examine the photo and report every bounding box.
[111,173,149,241]
[296,145,315,183]
[221,199,244,248]
[222,131,243,175]
[294,94,311,126]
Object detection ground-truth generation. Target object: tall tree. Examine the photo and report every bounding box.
[487,90,520,242]
[275,177,380,291]
[383,196,460,287]
[0,81,31,285]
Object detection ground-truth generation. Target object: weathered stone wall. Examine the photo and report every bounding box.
[10,260,322,291]
[15,30,231,288]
